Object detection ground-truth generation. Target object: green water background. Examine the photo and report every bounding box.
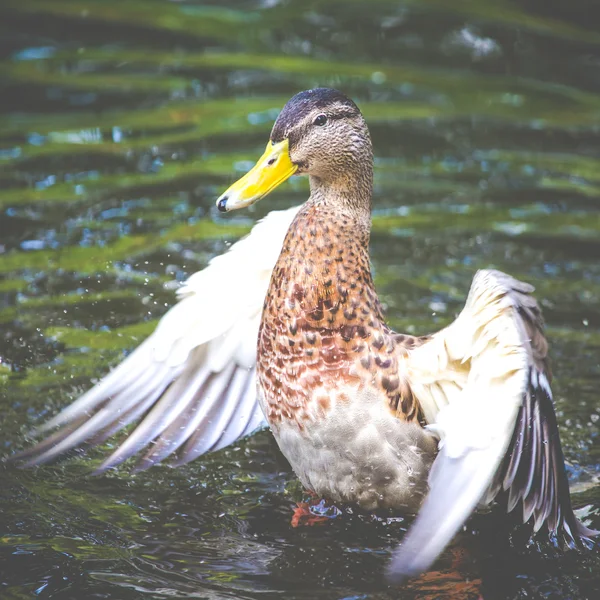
[0,1,599,598]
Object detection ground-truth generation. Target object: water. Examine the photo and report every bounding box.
[1,0,599,598]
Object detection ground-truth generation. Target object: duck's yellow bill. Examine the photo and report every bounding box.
[216,139,297,212]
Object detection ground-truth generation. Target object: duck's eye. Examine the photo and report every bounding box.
[314,114,328,126]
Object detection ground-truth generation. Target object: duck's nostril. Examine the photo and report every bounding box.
[217,197,228,212]
[267,158,276,165]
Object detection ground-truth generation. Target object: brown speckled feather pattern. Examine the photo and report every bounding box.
[257,200,426,430]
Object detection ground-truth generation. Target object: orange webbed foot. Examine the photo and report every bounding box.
[291,498,342,527]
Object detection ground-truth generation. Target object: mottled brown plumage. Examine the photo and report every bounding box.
[257,200,425,429]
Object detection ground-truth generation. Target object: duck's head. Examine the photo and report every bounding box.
[216,88,371,212]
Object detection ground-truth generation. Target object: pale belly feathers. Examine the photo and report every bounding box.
[259,383,438,513]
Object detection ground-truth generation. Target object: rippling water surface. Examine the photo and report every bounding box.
[1,1,599,598]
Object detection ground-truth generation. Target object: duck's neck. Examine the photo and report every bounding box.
[275,197,375,305]
[308,166,373,220]
[263,141,379,318]
[258,179,386,357]
[307,130,374,225]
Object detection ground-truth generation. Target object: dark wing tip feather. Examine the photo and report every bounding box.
[490,274,598,549]
[495,366,598,549]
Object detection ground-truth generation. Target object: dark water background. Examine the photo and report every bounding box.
[1,1,600,598]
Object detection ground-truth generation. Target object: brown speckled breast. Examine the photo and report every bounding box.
[257,201,426,430]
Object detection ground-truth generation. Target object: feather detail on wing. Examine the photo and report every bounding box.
[388,269,597,583]
[11,206,300,473]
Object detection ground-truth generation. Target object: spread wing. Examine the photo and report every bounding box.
[12,206,300,474]
[388,269,597,583]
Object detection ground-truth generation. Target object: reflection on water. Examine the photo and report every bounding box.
[0,0,599,598]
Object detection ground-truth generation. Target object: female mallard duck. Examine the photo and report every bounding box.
[14,88,596,581]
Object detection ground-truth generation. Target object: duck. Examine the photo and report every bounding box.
[13,88,597,583]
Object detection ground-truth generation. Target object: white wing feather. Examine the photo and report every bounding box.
[388,269,596,582]
[15,206,300,472]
